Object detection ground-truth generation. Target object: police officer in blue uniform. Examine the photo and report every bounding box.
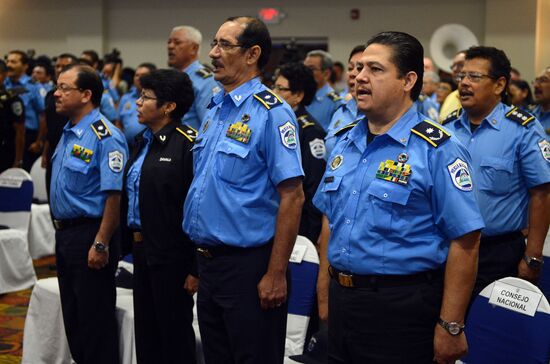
[443,47,550,293]
[325,45,366,159]
[5,50,46,171]
[532,67,550,139]
[314,32,485,364]
[304,50,343,131]
[183,16,305,364]
[50,64,128,364]
[116,63,155,148]
[167,25,220,131]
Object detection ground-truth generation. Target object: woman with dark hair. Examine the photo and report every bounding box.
[121,68,198,364]
[273,62,326,245]
[508,79,534,110]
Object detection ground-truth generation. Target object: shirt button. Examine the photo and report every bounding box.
[362,159,367,163]
[345,219,351,224]
[383,193,388,198]
[352,190,357,195]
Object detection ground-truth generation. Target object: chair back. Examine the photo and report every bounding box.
[30,158,48,203]
[539,233,550,302]
[462,277,550,364]
[0,168,33,232]
[285,235,320,356]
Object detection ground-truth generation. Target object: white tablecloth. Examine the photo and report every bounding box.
[0,229,36,294]
[28,204,56,259]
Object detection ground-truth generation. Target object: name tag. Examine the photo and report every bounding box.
[159,157,172,162]
[488,281,543,317]
[289,244,307,264]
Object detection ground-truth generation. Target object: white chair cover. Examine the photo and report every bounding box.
[28,204,56,259]
[30,158,48,203]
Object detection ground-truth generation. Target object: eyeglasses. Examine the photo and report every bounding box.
[53,84,83,93]
[138,93,158,101]
[456,72,496,83]
[273,85,291,92]
[210,40,246,51]
[533,76,550,84]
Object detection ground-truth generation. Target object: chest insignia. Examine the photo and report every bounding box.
[241,114,251,122]
[71,144,93,163]
[309,138,326,159]
[376,160,412,185]
[226,121,252,144]
[397,153,408,163]
[330,154,344,170]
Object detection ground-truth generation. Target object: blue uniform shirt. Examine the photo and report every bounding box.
[313,104,485,275]
[305,84,343,131]
[101,91,118,121]
[50,108,128,219]
[325,98,363,159]
[183,78,304,247]
[444,103,550,236]
[532,105,550,140]
[416,95,439,122]
[181,60,220,131]
[126,129,153,228]
[101,75,120,103]
[37,81,53,100]
[4,75,45,131]
[118,87,146,144]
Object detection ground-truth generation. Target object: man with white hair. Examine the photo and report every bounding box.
[167,25,219,130]
[304,50,343,131]
[423,71,440,107]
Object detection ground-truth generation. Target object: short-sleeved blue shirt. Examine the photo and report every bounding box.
[305,84,343,131]
[444,103,550,236]
[325,98,363,159]
[117,87,146,144]
[183,78,304,247]
[4,75,45,131]
[532,105,550,140]
[313,104,485,275]
[181,60,220,131]
[50,108,128,219]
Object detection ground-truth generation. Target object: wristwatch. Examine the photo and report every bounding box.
[437,318,465,336]
[93,241,109,253]
[523,255,544,270]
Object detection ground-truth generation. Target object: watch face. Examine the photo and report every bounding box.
[529,259,542,269]
[95,242,106,252]
[448,323,460,335]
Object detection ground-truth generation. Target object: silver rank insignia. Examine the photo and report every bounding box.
[330,154,344,170]
[376,159,411,185]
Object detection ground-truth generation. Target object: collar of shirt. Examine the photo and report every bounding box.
[129,86,139,98]
[460,102,505,131]
[6,74,31,87]
[315,83,333,101]
[151,122,179,145]
[64,108,101,138]
[211,77,261,108]
[183,60,201,74]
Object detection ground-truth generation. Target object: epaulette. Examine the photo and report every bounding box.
[418,94,426,102]
[441,108,462,125]
[176,125,198,143]
[334,121,357,137]
[505,106,536,127]
[411,119,451,148]
[196,67,213,79]
[91,119,112,140]
[297,114,315,129]
[327,91,342,102]
[254,90,283,110]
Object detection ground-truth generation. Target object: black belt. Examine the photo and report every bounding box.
[481,231,524,245]
[53,217,101,231]
[329,266,442,289]
[196,240,273,259]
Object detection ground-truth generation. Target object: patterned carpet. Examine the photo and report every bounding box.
[0,256,57,364]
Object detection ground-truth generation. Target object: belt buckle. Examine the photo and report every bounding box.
[197,247,213,258]
[338,272,354,288]
[53,219,62,230]
[133,232,143,243]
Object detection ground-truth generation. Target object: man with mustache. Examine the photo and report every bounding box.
[183,16,304,364]
[167,25,220,130]
[443,46,550,295]
[313,31,484,363]
[532,67,550,139]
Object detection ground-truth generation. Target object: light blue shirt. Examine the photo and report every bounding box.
[181,60,220,131]
[183,78,304,247]
[101,91,118,122]
[305,84,343,131]
[118,87,146,144]
[101,75,120,103]
[313,104,485,275]
[444,103,550,236]
[532,105,550,140]
[325,98,363,159]
[4,75,45,131]
[50,108,128,219]
[126,129,152,228]
[416,95,439,122]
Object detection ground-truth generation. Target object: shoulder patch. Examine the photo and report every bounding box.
[196,67,213,79]
[411,120,451,147]
[91,119,112,140]
[327,91,342,102]
[505,106,536,127]
[441,108,462,125]
[297,114,315,129]
[334,121,357,137]
[254,90,283,110]
[176,125,197,143]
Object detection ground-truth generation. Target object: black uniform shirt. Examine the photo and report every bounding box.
[0,88,25,147]
[121,122,196,272]
[295,105,327,244]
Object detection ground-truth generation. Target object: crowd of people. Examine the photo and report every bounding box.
[1,15,549,364]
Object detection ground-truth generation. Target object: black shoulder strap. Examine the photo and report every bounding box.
[505,106,536,127]
[91,119,112,140]
[410,120,451,147]
[253,90,283,110]
[176,125,198,142]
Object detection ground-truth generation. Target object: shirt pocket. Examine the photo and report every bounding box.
[64,157,93,192]
[320,175,343,214]
[215,141,251,184]
[366,179,411,230]
[191,137,207,171]
[478,156,514,194]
